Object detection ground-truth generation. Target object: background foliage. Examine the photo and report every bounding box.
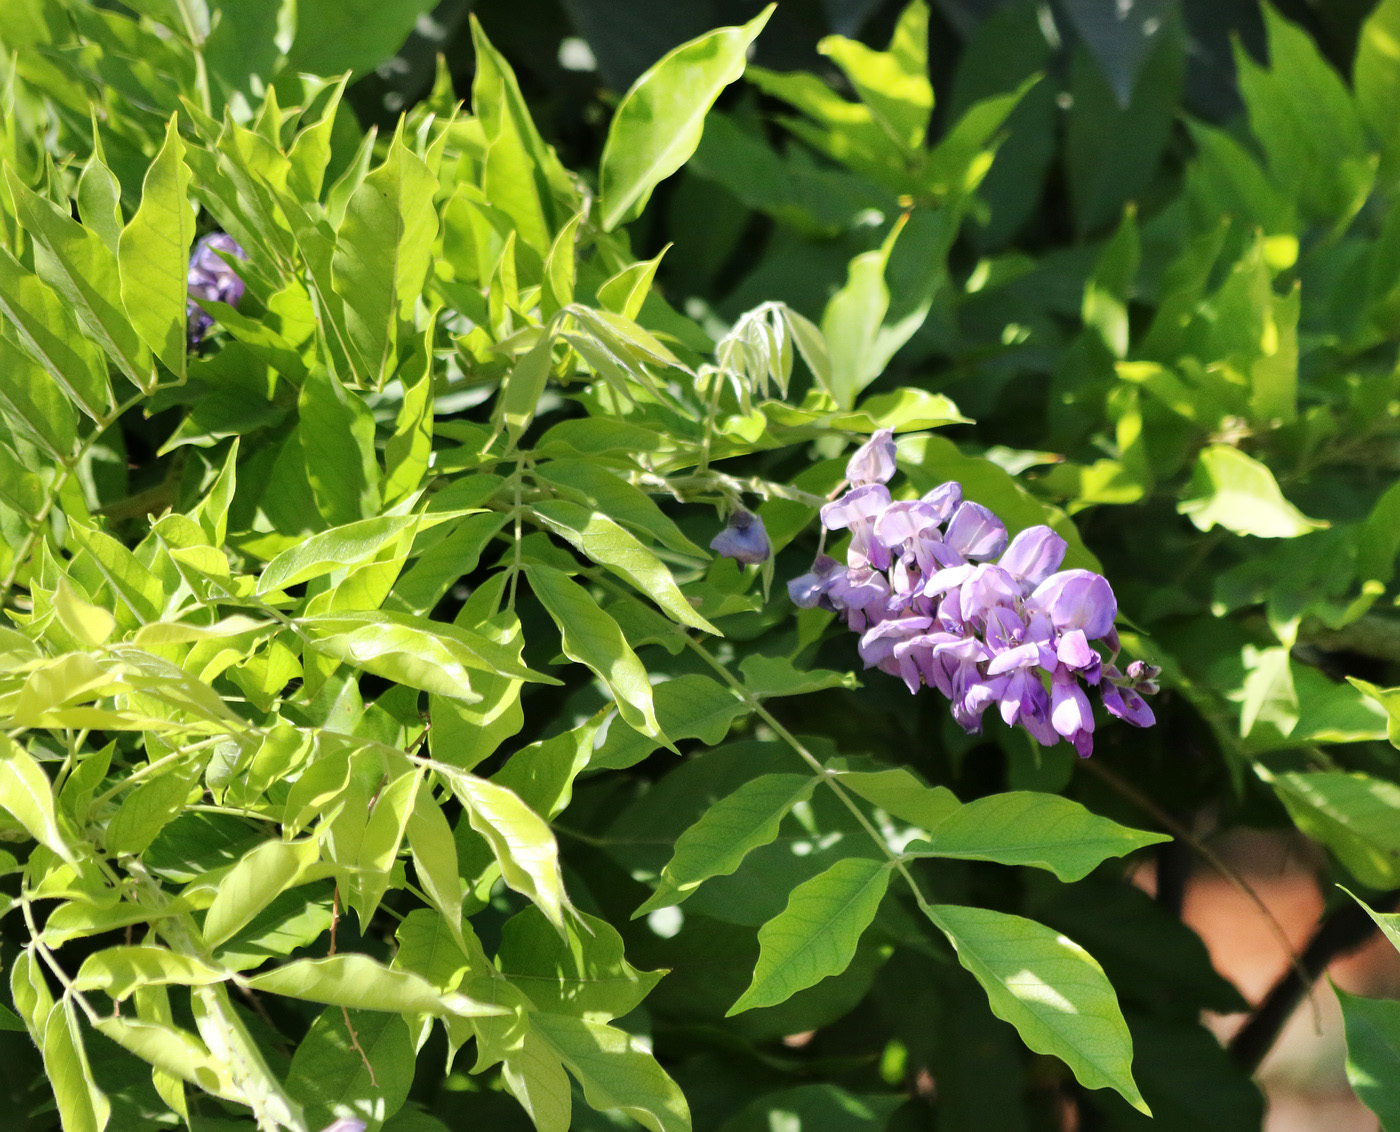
[3,0,1400,1129]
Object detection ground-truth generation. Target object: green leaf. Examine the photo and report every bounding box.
[636,773,816,917]
[94,1016,227,1096]
[531,1014,691,1132]
[287,1009,415,1132]
[531,499,717,634]
[590,674,746,771]
[528,563,662,742]
[1349,677,1400,749]
[43,999,111,1132]
[0,735,76,865]
[6,169,151,388]
[1178,445,1327,539]
[1337,985,1400,1131]
[729,857,890,1014]
[817,0,932,151]
[104,759,202,855]
[247,955,506,1017]
[496,330,556,445]
[118,114,193,378]
[203,835,322,949]
[299,369,382,525]
[906,792,1169,882]
[536,460,704,558]
[284,0,434,77]
[332,132,438,385]
[925,903,1147,1113]
[597,6,775,231]
[259,515,425,593]
[1266,770,1400,889]
[1358,0,1400,171]
[0,246,113,422]
[298,610,555,699]
[497,906,664,1022]
[436,765,569,929]
[832,767,961,829]
[406,788,464,930]
[73,946,225,1000]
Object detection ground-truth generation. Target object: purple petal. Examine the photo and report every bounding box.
[987,641,1043,677]
[921,481,963,522]
[998,525,1068,588]
[846,429,897,486]
[710,510,771,564]
[873,500,941,552]
[1028,569,1117,640]
[1050,678,1095,743]
[1102,682,1156,727]
[943,501,1008,562]
[821,484,891,531]
[787,555,841,609]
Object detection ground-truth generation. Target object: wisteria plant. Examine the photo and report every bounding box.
[3,2,1400,1132]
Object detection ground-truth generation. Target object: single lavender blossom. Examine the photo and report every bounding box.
[187,232,247,348]
[317,1121,368,1132]
[794,431,1158,756]
[711,509,771,564]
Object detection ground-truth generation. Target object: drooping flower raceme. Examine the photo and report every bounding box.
[186,232,247,348]
[789,429,1158,756]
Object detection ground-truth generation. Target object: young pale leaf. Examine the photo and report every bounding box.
[118,114,193,378]
[527,563,663,742]
[729,856,891,1015]
[906,791,1169,881]
[297,610,556,700]
[259,515,424,593]
[598,6,774,231]
[352,771,420,927]
[926,903,1147,1113]
[44,999,111,1132]
[74,946,225,1000]
[501,1029,572,1132]
[531,499,717,634]
[636,773,816,917]
[437,765,569,929]
[94,1016,228,1096]
[496,330,556,444]
[817,0,932,151]
[0,246,113,422]
[1177,444,1327,539]
[384,357,435,505]
[407,788,465,931]
[6,169,151,388]
[192,983,305,1129]
[299,369,382,525]
[104,760,202,856]
[332,132,438,384]
[0,736,76,865]
[1336,985,1400,1131]
[532,1013,691,1132]
[247,955,506,1017]
[204,836,323,949]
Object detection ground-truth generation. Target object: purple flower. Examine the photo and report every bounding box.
[318,1121,368,1132]
[187,232,247,348]
[792,435,1158,756]
[711,509,770,564]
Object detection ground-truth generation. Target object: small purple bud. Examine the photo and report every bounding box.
[998,526,1068,588]
[846,428,897,486]
[1102,681,1156,727]
[788,554,842,609]
[710,509,770,564]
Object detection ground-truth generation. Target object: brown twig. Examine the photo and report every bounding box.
[329,885,379,1087]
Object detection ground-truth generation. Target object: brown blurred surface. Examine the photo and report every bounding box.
[1136,829,1400,1132]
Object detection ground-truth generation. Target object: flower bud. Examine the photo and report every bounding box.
[710,509,770,564]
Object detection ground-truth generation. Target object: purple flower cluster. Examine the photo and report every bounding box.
[789,430,1158,756]
[186,232,247,348]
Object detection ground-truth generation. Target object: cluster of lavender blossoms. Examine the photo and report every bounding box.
[186,232,247,348]
[789,430,1158,756]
